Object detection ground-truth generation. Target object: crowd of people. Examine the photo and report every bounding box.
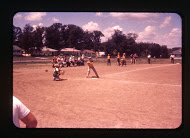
[51,54,85,68]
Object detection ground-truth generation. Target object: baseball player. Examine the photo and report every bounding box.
[121,53,126,66]
[107,54,111,66]
[53,64,64,81]
[116,52,121,66]
[86,57,99,78]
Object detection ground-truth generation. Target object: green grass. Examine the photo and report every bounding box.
[95,58,182,65]
[13,57,182,70]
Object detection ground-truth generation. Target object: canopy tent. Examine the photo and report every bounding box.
[60,48,81,52]
[81,49,95,54]
[60,48,81,55]
[42,46,58,52]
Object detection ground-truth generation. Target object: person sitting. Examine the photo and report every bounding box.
[57,55,62,68]
[60,56,66,67]
[69,55,75,66]
[66,57,70,67]
[81,56,85,66]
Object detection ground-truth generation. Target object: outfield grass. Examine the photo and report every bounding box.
[13,57,181,70]
[94,57,182,64]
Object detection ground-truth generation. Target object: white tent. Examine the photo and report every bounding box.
[60,48,81,55]
[42,46,58,52]
[60,48,80,52]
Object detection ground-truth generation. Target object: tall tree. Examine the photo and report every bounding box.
[32,26,45,52]
[92,30,104,52]
[66,24,85,49]
[126,33,138,40]
[82,31,94,50]
[161,45,169,58]
[108,30,128,55]
[44,23,63,50]
[19,24,34,53]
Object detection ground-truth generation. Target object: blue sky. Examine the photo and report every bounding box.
[13,12,182,48]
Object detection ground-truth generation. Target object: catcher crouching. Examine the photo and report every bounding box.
[53,64,65,81]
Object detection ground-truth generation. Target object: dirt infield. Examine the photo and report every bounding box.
[13,61,182,128]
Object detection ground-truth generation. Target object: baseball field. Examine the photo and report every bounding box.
[13,58,182,128]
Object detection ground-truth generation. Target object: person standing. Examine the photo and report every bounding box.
[86,57,99,78]
[121,53,126,66]
[130,54,133,64]
[133,53,138,64]
[107,54,111,66]
[147,54,151,64]
[13,96,37,128]
[170,54,175,64]
[116,52,121,66]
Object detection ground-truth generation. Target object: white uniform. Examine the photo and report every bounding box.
[13,96,30,127]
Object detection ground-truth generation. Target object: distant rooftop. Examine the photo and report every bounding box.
[13,45,23,51]
[172,48,182,55]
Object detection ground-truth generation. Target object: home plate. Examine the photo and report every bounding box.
[91,76,98,79]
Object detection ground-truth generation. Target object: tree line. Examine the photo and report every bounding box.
[13,23,169,58]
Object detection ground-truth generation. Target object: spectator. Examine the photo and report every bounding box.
[13,96,37,128]
[130,54,133,64]
[147,54,151,64]
[170,54,175,64]
[51,56,57,68]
